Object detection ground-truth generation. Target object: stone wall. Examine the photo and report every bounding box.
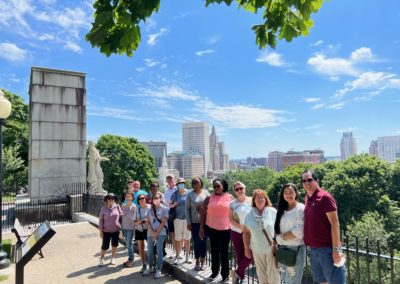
[29,67,86,199]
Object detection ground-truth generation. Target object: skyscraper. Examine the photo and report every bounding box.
[209,125,229,172]
[182,122,210,176]
[377,135,400,163]
[369,140,378,156]
[340,132,357,161]
[141,141,167,168]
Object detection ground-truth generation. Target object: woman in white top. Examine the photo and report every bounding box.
[229,181,252,284]
[274,183,306,284]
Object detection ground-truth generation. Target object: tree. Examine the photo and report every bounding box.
[2,145,27,193]
[94,134,157,195]
[1,89,29,165]
[220,167,277,196]
[388,159,400,202]
[86,0,324,57]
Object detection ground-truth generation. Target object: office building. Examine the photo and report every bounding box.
[141,141,167,168]
[377,135,400,163]
[340,132,357,161]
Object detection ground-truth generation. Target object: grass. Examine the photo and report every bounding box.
[2,239,12,259]
[0,275,8,282]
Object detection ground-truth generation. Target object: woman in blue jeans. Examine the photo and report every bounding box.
[185,178,210,270]
[274,183,306,284]
[143,193,168,279]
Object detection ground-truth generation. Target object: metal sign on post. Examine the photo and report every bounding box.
[15,220,56,284]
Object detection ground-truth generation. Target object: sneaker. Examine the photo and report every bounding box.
[143,267,150,276]
[150,266,156,273]
[185,256,192,264]
[109,258,116,265]
[208,274,217,281]
[123,260,133,267]
[173,257,179,265]
[140,265,147,273]
[98,258,104,267]
[194,263,201,271]
[221,277,230,283]
[154,270,161,279]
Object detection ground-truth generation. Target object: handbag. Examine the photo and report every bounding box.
[168,191,178,222]
[276,245,300,267]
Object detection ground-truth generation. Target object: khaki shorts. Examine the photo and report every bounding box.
[173,219,191,241]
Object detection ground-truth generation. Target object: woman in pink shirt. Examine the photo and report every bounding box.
[200,178,233,283]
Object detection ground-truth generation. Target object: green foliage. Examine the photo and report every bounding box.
[2,145,27,191]
[1,89,29,165]
[388,159,400,202]
[86,0,325,57]
[322,154,390,227]
[95,134,157,195]
[220,167,277,196]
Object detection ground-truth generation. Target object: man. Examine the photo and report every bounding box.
[164,174,177,258]
[302,170,346,284]
[146,181,166,205]
[132,180,147,207]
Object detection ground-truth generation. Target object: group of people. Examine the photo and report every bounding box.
[98,170,346,284]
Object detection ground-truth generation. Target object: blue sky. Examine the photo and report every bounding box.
[0,0,399,159]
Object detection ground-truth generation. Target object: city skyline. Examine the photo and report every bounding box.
[0,1,399,158]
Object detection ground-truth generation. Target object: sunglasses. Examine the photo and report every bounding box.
[302,178,314,183]
[138,197,146,201]
[106,197,114,200]
[234,187,245,192]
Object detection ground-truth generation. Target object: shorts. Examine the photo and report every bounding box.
[174,219,191,241]
[168,219,175,233]
[310,247,346,284]
[101,231,119,250]
[135,229,148,241]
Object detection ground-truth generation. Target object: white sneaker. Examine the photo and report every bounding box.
[98,258,104,267]
[109,258,116,265]
[143,267,150,275]
[154,270,161,279]
[173,257,179,265]
[140,265,147,273]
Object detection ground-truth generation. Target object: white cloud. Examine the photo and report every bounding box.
[303,97,321,103]
[305,124,323,130]
[311,103,326,110]
[195,49,215,56]
[256,51,287,67]
[337,127,357,133]
[350,47,374,62]
[335,71,400,98]
[87,106,149,121]
[135,85,199,101]
[0,42,27,61]
[310,40,324,47]
[326,102,345,110]
[307,53,358,79]
[208,35,220,45]
[147,28,168,46]
[144,58,159,67]
[64,41,82,53]
[197,99,284,128]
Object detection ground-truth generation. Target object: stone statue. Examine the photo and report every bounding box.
[87,140,109,195]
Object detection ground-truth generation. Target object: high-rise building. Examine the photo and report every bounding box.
[182,122,210,176]
[141,141,167,168]
[377,135,400,163]
[268,151,284,172]
[167,151,205,180]
[340,132,357,161]
[208,125,229,172]
[369,140,378,156]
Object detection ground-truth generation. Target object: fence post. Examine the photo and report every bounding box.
[345,235,350,283]
[389,242,394,284]
[366,237,371,284]
[377,240,381,284]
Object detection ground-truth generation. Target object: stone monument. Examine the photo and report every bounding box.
[87,140,108,195]
[29,67,86,199]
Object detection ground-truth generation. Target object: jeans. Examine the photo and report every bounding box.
[310,247,346,284]
[147,234,166,271]
[279,244,306,284]
[231,230,252,279]
[192,223,208,259]
[208,227,231,280]
[123,229,134,261]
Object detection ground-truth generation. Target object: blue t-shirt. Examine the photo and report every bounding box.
[170,189,189,220]
[133,189,148,207]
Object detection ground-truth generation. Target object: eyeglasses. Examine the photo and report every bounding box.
[302,178,314,183]
[234,187,245,192]
[138,197,145,201]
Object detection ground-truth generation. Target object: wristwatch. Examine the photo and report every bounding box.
[332,246,342,253]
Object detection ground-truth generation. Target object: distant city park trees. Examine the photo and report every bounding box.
[86,0,324,57]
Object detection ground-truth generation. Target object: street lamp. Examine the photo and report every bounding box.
[0,90,11,269]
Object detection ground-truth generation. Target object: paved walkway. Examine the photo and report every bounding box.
[4,222,183,284]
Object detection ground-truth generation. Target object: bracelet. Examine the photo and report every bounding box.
[332,246,342,253]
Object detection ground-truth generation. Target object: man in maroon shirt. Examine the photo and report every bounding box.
[302,170,346,284]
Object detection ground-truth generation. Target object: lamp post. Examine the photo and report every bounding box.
[0,90,11,269]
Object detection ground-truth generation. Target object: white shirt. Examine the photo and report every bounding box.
[230,198,252,233]
[164,185,177,208]
[276,203,305,246]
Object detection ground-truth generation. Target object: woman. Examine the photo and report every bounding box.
[229,182,252,284]
[98,193,121,266]
[170,178,191,264]
[186,177,210,271]
[243,190,280,284]
[274,183,305,284]
[200,178,233,283]
[147,181,166,205]
[134,193,150,273]
[121,192,136,267]
[143,192,168,279]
